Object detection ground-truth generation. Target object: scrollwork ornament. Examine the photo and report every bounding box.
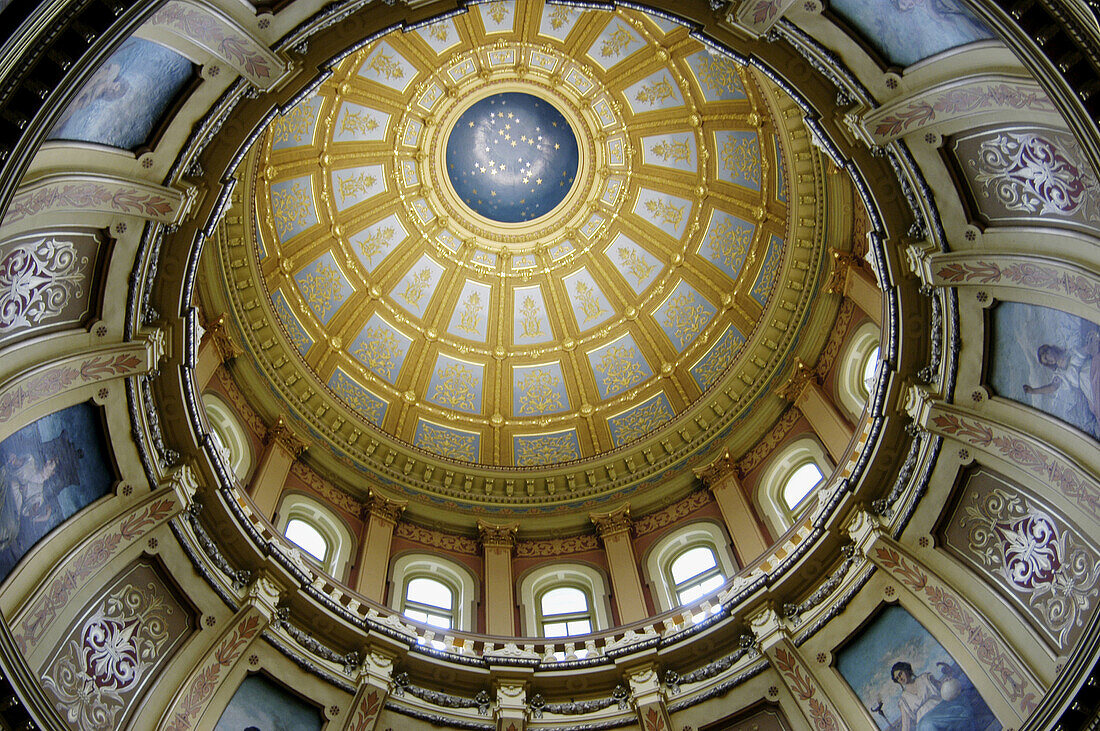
[0,236,87,332]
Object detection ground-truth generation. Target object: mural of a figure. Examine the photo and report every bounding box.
[837,605,1000,730]
[47,36,194,150]
[213,674,322,731]
[829,0,994,67]
[989,301,1100,440]
[0,403,113,580]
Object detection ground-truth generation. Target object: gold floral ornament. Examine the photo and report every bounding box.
[515,433,578,465]
[518,369,564,415]
[337,173,377,203]
[299,262,343,321]
[340,109,379,136]
[709,217,752,270]
[357,226,393,268]
[617,247,656,285]
[614,397,674,444]
[663,293,710,347]
[601,25,634,58]
[433,363,478,411]
[596,346,645,396]
[457,291,484,334]
[574,281,606,323]
[519,296,544,338]
[694,330,743,389]
[330,371,384,424]
[271,101,316,145]
[417,422,477,461]
[270,182,312,238]
[645,198,684,227]
[651,139,691,163]
[695,55,743,95]
[427,22,449,41]
[487,0,508,23]
[401,269,433,309]
[549,6,573,29]
[367,50,403,80]
[635,78,677,106]
[721,136,762,186]
[353,327,399,380]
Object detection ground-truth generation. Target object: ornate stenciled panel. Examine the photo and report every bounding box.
[939,466,1100,652]
[951,125,1100,236]
[0,229,104,349]
[39,560,194,730]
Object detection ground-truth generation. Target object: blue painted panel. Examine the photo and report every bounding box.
[830,0,993,67]
[513,430,580,466]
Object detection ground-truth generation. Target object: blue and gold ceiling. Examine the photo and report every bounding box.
[216,0,841,507]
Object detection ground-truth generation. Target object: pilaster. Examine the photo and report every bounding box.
[778,359,854,463]
[249,417,305,519]
[479,522,518,636]
[590,505,648,625]
[340,645,397,731]
[355,494,407,601]
[695,451,769,565]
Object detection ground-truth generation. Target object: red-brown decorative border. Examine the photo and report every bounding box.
[934,260,1100,310]
[770,645,840,730]
[0,349,146,424]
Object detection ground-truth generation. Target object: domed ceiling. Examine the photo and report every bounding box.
[211,0,849,519]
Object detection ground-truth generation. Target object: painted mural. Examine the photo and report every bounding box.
[836,604,1000,730]
[988,301,1100,440]
[0,402,113,580]
[829,0,994,67]
[48,37,193,150]
[213,673,323,731]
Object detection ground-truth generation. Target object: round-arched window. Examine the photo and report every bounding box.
[668,545,724,605]
[284,518,328,562]
[782,461,825,511]
[538,585,593,637]
[402,576,455,629]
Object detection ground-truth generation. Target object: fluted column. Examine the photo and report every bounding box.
[779,360,853,463]
[590,505,647,625]
[478,521,518,636]
[249,417,304,519]
[355,494,406,601]
[194,314,240,391]
[826,250,882,326]
[695,451,770,565]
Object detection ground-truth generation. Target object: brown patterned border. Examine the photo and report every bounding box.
[934,260,1100,309]
[770,645,840,730]
[0,349,146,424]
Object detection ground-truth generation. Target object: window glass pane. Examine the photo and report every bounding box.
[285,519,327,561]
[567,619,591,635]
[543,621,568,637]
[678,583,707,604]
[783,462,824,509]
[406,577,453,609]
[541,586,588,616]
[425,613,452,629]
[698,574,724,594]
[670,546,717,584]
[862,346,880,393]
[404,608,428,623]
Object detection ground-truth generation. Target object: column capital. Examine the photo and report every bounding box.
[590,504,632,538]
[202,313,242,362]
[478,521,518,549]
[264,416,306,457]
[365,493,407,524]
[776,358,817,403]
[693,450,740,487]
[824,249,858,294]
[245,571,286,618]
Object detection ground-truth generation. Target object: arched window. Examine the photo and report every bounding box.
[537,585,594,638]
[783,461,824,511]
[276,495,355,580]
[518,564,610,636]
[668,545,725,605]
[389,554,477,632]
[201,393,252,481]
[645,522,737,613]
[402,576,455,629]
[757,439,832,535]
[284,518,328,562]
[837,321,881,421]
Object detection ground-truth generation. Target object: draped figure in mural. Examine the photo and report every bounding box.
[891,661,977,731]
[1024,329,1100,424]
